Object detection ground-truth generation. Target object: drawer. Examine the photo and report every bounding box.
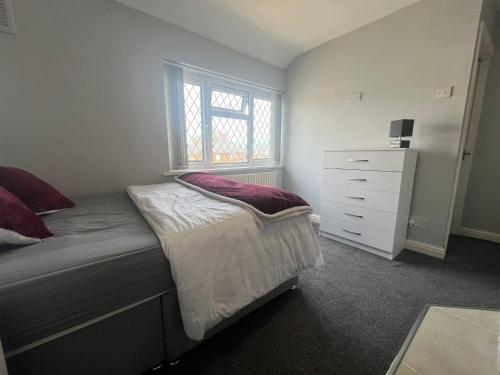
[321,186,399,213]
[320,201,397,233]
[320,217,395,253]
[324,150,405,172]
[322,169,402,193]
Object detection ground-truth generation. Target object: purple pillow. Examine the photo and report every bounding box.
[0,166,75,214]
[0,186,53,245]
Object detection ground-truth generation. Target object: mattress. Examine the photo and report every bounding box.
[128,182,322,340]
[0,193,173,353]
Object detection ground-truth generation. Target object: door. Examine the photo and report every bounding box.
[451,22,495,234]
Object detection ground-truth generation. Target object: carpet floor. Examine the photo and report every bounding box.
[161,232,500,375]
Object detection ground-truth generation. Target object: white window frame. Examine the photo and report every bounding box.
[182,69,279,171]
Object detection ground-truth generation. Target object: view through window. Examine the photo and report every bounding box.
[181,70,279,169]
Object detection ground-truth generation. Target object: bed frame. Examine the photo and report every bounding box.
[5,276,298,375]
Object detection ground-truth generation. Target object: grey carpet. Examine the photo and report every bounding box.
[160,232,500,375]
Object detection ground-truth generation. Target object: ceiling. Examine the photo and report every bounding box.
[117,0,421,68]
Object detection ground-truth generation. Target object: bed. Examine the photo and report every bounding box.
[0,182,320,375]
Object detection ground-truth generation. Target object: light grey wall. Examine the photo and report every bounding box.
[283,0,482,248]
[462,15,500,234]
[0,0,285,197]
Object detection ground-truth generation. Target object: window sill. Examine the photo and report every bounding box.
[162,165,282,177]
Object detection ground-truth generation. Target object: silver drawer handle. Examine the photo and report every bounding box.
[345,196,365,200]
[344,212,363,218]
[347,159,369,162]
[343,229,362,236]
[346,178,367,181]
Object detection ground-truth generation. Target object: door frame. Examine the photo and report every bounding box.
[444,21,495,248]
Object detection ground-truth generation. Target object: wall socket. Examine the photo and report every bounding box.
[435,86,453,99]
[409,216,429,228]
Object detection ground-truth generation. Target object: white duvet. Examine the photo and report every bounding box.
[127,182,323,340]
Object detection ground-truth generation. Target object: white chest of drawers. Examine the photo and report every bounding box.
[320,149,418,260]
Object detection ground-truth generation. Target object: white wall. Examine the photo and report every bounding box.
[284,0,482,249]
[462,15,500,234]
[0,0,285,197]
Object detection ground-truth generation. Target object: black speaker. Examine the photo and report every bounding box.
[389,119,414,148]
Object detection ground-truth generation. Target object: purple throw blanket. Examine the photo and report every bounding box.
[176,173,310,216]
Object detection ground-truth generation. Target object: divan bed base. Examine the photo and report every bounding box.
[162,276,298,362]
[6,277,298,375]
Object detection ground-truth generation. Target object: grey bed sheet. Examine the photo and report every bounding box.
[0,193,174,353]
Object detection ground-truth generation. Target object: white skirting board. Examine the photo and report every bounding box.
[454,227,500,244]
[312,214,446,259]
[404,240,446,259]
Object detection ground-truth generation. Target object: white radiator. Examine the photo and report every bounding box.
[225,170,279,188]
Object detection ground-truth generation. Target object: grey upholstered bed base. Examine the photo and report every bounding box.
[163,276,299,361]
[3,193,300,374]
[6,276,298,375]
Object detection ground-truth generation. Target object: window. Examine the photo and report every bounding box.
[253,98,272,160]
[165,63,281,171]
[183,83,204,162]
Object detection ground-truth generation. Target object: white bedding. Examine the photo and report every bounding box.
[127,182,323,340]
